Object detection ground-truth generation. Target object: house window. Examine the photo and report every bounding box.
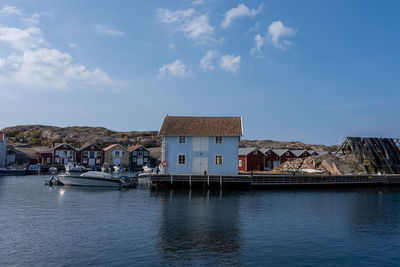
[286,152,289,156]
[96,159,101,164]
[144,158,148,163]
[215,136,223,144]
[138,151,143,157]
[91,146,94,150]
[268,161,272,168]
[267,151,271,155]
[144,151,148,156]
[179,136,186,144]
[253,150,258,155]
[178,154,186,165]
[115,151,120,157]
[239,160,242,167]
[133,158,137,162]
[55,158,60,164]
[132,151,137,155]
[83,158,88,164]
[215,155,223,165]
[83,151,88,157]
[47,158,50,164]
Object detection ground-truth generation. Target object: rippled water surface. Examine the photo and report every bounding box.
[1,175,400,266]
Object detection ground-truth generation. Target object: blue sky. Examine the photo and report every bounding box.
[0,0,399,145]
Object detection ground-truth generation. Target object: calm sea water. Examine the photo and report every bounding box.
[1,175,400,266]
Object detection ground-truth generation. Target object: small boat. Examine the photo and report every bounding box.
[65,162,86,173]
[49,167,58,175]
[0,167,27,175]
[27,163,41,174]
[55,171,136,187]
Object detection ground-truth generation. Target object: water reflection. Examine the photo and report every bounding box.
[154,189,244,266]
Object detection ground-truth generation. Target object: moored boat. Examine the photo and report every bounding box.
[56,171,136,187]
[65,162,86,173]
[0,167,27,175]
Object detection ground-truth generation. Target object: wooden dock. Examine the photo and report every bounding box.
[150,173,400,189]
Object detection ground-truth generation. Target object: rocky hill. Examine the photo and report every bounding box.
[2,125,161,148]
[1,125,336,152]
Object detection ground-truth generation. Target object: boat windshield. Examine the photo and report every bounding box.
[80,171,114,179]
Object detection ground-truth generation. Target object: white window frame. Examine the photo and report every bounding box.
[215,136,223,144]
[178,136,186,144]
[144,151,148,156]
[286,152,289,156]
[178,154,186,165]
[132,151,137,155]
[215,155,223,165]
[253,150,258,155]
[239,159,242,167]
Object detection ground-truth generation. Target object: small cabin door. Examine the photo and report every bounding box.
[192,156,208,174]
[88,159,95,166]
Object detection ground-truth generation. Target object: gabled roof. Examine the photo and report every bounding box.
[79,143,102,151]
[272,149,290,157]
[291,149,309,157]
[52,142,77,150]
[127,145,149,152]
[159,116,243,136]
[239,147,262,156]
[261,148,279,156]
[103,144,127,151]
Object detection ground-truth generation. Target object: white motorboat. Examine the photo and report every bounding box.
[55,171,136,187]
[65,162,86,172]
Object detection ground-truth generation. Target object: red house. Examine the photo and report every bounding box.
[77,144,103,168]
[292,150,311,159]
[53,143,77,165]
[273,149,296,164]
[238,147,265,172]
[262,149,280,170]
[35,147,53,165]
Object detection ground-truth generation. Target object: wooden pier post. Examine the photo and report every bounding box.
[170,174,173,185]
[220,175,222,189]
[189,175,192,188]
[207,175,210,187]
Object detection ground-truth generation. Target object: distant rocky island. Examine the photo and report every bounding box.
[1,125,336,151]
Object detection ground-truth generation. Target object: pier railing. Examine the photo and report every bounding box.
[150,174,400,188]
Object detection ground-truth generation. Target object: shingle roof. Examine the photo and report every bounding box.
[127,145,141,152]
[291,149,308,157]
[272,149,290,157]
[103,144,117,151]
[239,147,259,156]
[159,116,243,136]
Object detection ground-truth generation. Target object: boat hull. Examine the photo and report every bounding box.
[57,175,122,187]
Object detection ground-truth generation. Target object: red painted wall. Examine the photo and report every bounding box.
[238,156,246,172]
[245,150,265,171]
[265,150,279,169]
[280,151,296,163]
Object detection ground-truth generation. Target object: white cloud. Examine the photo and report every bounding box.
[222,4,262,29]
[250,34,264,54]
[0,6,21,16]
[0,10,115,91]
[0,26,46,50]
[157,8,214,44]
[158,59,194,78]
[200,50,217,71]
[219,54,241,73]
[268,21,296,49]
[22,13,40,26]
[94,24,125,36]
[192,0,204,5]
[0,48,112,90]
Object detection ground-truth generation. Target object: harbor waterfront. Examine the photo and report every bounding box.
[1,175,400,266]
